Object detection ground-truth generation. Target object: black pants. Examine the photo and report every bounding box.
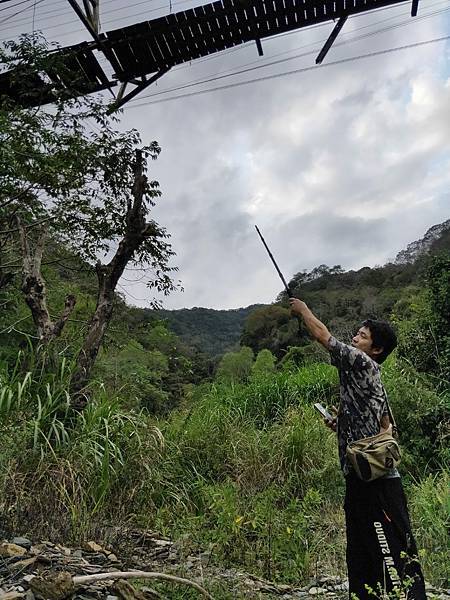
[344,472,426,600]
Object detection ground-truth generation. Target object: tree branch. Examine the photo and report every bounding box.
[30,570,214,600]
[73,571,214,599]
[15,217,76,344]
[52,294,77,337]
[33,229,47,275]
[71,150,160,402]
[1,215,54,236]
[0,315,31,336]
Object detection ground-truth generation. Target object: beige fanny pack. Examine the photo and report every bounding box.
[346,402,401,482]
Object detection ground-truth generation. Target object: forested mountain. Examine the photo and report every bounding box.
[2,219,448,366]
[153,305,264,356]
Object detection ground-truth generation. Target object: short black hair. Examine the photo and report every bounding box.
[362,319,397,364]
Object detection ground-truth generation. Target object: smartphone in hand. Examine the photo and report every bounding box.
[313,402,333,421]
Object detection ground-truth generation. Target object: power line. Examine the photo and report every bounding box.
[0,0,60,4]
[1,0,446,74]
[0,0,439,39]
[0,0,43,24]
[1,0,193,29]
[0,0,32,13]
[0,0,196,34]
[1,0,447,111]
[141,0,449,80]
[31,0,36,35]
[1,0,447,84]
[0,4,334,49]
[0,0,445,68]
[125,35,450,109]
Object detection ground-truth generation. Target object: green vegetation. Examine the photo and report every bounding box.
[1,241,449,587]
[156,305,264,357]
[0,343,448,587]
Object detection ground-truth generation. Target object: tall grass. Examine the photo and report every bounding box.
[0,351,164,540]
[382,356,449,475]
[207,363,339,427]
[409,471,450,588]
[0,351,72,455]
[126,367,345,582]
[0,354,31,418]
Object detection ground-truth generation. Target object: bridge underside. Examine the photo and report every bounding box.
[0,0,415,111]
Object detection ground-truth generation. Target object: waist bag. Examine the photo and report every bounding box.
[346,402,401,482]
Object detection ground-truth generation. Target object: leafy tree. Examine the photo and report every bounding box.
[277,265,344,302]
[427,253,450,381]
[392,288,437,375]
[393,253,450,383]
[241,305,303,358]
[216,346,254,383]
[279,343,329,372]
[95,340,169,413]
[252,349,276,376]
[0,37,179,405]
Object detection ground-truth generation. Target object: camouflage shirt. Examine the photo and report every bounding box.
[328,336,399,477]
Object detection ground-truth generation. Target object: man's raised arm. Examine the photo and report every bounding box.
[289,298,331,348]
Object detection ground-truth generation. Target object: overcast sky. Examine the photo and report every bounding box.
[2,0,450,309]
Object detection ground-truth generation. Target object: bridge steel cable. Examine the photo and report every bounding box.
[124,34,450,109]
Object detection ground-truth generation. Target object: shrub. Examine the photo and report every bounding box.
[0,354,164,539]
[212,364,338,427]
[382,357,449,475]
[252,349,276,375]
[216,346,254,384]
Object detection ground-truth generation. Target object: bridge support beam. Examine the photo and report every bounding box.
[315,16,347,64]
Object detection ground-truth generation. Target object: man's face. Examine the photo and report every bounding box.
[352,326,381,358]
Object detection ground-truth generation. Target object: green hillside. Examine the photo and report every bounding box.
[154,305,264,356]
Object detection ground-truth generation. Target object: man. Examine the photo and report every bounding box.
[289,297,426,600]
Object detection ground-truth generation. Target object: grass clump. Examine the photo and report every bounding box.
[0,355,164,540]
[207,363,338,427]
